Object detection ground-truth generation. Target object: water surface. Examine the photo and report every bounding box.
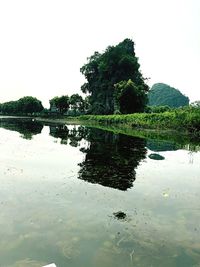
[0,118,199,267]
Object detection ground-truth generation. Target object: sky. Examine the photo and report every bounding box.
[0,0,199,108]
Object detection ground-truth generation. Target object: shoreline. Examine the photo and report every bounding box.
[34,115,200,147]
[1,113,200,146]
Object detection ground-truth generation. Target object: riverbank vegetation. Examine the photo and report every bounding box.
[79,106,200,136]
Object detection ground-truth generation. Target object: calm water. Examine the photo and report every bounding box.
[0,118,200,267]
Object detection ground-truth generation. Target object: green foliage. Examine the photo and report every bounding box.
[0,96,43,115]
[79,106,200,136]
[114,79,147,113]
[49,94,89,116]
[17,96,43,114]
[145,105,171,113]
[69,94,85,114]
[49,95,69,114]
[1,101,18,114]
[80,39,148,114]
[148,83,189,107]
[83,96,91,114]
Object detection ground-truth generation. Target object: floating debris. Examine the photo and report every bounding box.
[7,258,46,267]
[113,211,127,221]
[130,248,135,262]
[148,153,165,160]
[163,189,170,198]
[163,192,169,198]
[43,264,57,267]
[116,236,126,246]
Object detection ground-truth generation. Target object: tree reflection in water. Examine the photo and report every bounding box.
[49,125,88,146]
[1,119,147,190]
[78,128,147,191]
[0,118,43,139]
[49,125,147,190]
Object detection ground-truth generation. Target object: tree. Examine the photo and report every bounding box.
[49,95,69,114]
[83,96,91,114]
[49,96,59,108]
[17,96,44,114]
[0,96,43,115]
[80,39,148,114]
[114,79,148,114]
[148,83,189,107]
[1,101,18,114]
[57,95,69,114]
[69,94,84,114]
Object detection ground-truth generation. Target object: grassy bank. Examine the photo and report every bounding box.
[79,108,200,136]
[84,123,200,151]
[35,110,200,150]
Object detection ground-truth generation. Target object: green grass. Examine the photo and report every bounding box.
[79,107,200,136]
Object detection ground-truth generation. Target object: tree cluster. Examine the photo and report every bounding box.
[0,96,44,115]
[114,79,147,114]
[80,38,149,114]
[0,39,149,116]
[49,94,89,115]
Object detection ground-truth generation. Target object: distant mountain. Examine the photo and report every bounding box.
[148,83,189,107]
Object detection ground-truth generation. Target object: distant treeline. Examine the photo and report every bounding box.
[0,96,43,115]
[0,94,89,116]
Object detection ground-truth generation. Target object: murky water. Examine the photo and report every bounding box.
[0,118,199,267]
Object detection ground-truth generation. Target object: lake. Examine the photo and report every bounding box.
[0,117,199,267]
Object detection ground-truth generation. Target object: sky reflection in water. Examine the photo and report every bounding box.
[0,118,199,267]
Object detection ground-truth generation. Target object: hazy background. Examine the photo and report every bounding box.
[0,0,199,107]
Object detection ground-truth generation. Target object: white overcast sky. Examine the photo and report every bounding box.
[0,0,199,107]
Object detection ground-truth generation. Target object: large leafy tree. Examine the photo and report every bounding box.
[80,38,149,114]
[17,96,44,114]
[69,94,84,114]
[1,101,19,114]
[49,95,69,114]
[114,79,147,114]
